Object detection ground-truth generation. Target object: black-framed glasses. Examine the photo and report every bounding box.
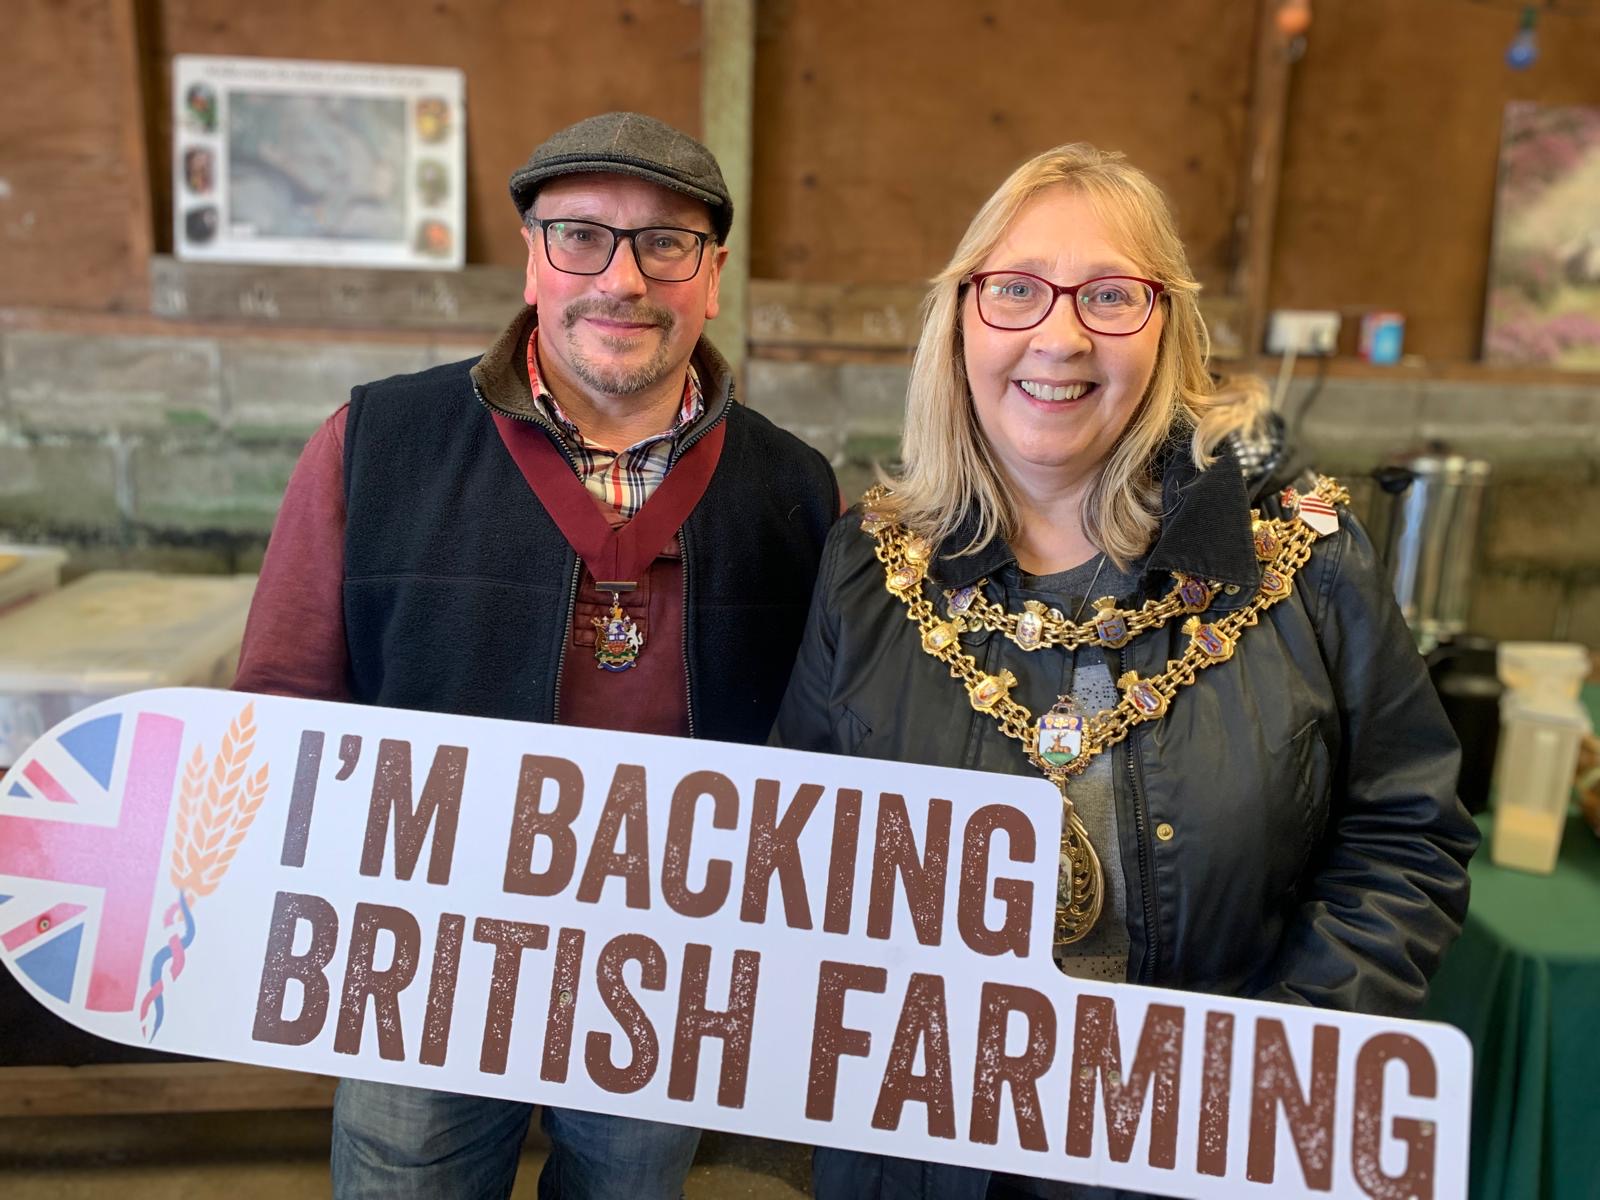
[967,270,1166,336]
[530,218,713,283]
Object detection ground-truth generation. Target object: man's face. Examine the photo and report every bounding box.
[523,173,726,399]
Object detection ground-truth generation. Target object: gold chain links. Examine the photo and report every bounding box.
[863,475,1350,945]
[952,568,1218,653]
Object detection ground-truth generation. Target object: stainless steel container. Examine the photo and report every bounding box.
[1382,455,1490,648]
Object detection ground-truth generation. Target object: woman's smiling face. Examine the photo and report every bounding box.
[961,185,1163,496]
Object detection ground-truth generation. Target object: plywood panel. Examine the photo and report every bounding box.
[0,0,152,313]
[145,0,704,268]
[749,0,1255,289]
[1272,0,1600,361]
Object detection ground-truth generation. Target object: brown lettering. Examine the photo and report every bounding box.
[667,944,761,1107]
[576,765,652,908]
[867,793,951,946]
[969,982,1056,1150]
[540,927,586,1083]
[503,754,584,897]
[252,890,339,1046]
[957,804,1035,957]
[419,912,465,1068]
[806,961,888,1121]
[1196,1011,1235,1176]
[662,770,738,918]
[334,903,422,1060]
[280,730,323,867]
[872,972,956,1138]
[585,933,667,1094]
[740,779,821,928]
[360,740,467,884]
[1247,1018,1339,1189]
[1351,1033,1437,1200]
[1066,996,1185,1168]
[822,788,863,935]
[471,917,550,1075]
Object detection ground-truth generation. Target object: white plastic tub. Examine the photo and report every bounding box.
[0,571,257,767]
[1491,691,1591,874]
[1497,641,1592,703]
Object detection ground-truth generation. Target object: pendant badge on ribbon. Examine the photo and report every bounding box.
[491,408,726,674]
[593,595,644,671]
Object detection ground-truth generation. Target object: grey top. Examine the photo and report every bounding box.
[1016,554,1144,984]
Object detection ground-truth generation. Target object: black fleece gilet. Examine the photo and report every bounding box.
[341,355,838,746]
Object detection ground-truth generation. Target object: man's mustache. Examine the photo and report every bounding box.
[562,299,675,331]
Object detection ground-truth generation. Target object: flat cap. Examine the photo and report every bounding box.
[509,112,732,242]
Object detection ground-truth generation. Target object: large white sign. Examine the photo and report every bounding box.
[0,689,1469,1199]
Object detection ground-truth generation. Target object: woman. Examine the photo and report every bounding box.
[771,144,1476,1198]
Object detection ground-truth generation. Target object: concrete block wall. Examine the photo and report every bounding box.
[4,324,1600,648]
[0,327,481,573]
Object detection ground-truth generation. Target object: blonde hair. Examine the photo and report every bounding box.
[882,143,1267,569]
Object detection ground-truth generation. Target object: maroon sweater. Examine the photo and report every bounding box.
[234,405,690,736]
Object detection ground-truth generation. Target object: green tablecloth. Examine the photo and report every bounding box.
[1423,810,1600,1200]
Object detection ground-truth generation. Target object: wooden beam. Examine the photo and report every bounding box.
[109,0,154,303]
[132,266,1248,360]
[700,0,756,376]
[1232,0,1296,360]
[747,280,1246,360]
[148,255,521,331]
[0,1062,336,1117]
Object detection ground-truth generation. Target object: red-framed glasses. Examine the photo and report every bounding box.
[967,270,1166,336]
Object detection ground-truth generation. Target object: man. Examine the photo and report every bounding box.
[234,112,839,1200]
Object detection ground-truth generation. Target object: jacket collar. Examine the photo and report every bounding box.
[928,438,1262,612]
[469,304,734,443]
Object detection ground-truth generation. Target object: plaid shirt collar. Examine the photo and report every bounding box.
[526,328,703,457]
[524,325,704,519]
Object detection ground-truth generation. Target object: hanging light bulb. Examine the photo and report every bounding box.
[1276,0,1312,38]
[1506,5,1539,70]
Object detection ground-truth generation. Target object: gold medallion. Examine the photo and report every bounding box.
[888,564,924,594]
[1055,784,1104,947]
[1015,600,1047,650]
[1184,616,1236,662]
[969,670,1017,712]
[1117,671,1170,718]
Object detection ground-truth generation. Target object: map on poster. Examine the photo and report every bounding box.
[173,56,465,269]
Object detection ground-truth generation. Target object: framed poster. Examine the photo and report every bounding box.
[1483,101,1600,369]
[173,56,466,269]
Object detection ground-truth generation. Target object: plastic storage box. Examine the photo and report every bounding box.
[0,544,68,616]
[0,571,257,767]
[1496,641,1591,703]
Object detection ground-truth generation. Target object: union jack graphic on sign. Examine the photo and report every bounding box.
[1,700,269,1041]
[0,711,184,1016]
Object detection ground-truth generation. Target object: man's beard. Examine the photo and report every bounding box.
[560,298,678,395]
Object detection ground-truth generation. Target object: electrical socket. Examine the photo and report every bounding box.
[1265,310,1341,356]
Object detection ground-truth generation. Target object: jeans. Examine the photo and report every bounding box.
[811,1147,1145,1200]
[331,1080,701,1200]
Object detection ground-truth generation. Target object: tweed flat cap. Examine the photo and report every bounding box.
[509,112,732,242]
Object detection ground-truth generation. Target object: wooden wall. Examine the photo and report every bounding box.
[1272,0,1600,360]
[4,0,1600,365]
[1,0,152,313]
[142,0,704,268]
[748,1,1255,291]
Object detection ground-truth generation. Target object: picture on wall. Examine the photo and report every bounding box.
[1483,100,1600,369]
[172,56,466,269]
